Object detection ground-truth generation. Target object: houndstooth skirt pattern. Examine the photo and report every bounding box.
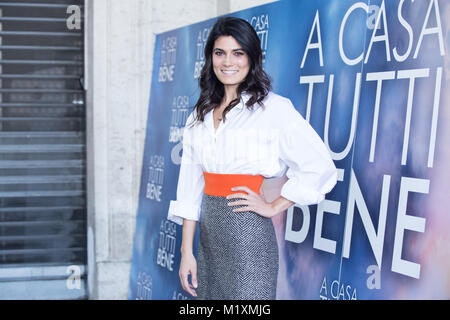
[196,192,279,300]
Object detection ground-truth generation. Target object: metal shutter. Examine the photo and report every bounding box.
[0,0,87,299]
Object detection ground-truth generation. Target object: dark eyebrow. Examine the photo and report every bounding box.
[213,48,245,52]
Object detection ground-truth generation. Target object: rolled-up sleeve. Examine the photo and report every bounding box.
[167,115,204,225]
[279,100,337,205]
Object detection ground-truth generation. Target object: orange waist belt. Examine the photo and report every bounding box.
[203,171,264,197]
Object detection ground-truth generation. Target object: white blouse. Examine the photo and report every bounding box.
[167,91,337,225]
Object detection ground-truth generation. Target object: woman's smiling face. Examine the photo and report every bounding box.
[212,35,250,90]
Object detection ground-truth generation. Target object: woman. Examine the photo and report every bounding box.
[168,17,337,300]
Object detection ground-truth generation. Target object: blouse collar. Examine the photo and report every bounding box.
[203,92,251,132]
[238,91,251,109]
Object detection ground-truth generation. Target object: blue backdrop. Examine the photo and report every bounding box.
[129,0,450,300]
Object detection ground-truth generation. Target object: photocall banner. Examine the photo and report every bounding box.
[129,0,449,300]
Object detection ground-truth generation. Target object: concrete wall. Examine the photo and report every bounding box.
[85,0,278,300]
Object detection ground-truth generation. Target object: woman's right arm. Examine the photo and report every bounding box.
[167,112,204,297]
[179,219,198,297]
[167,113,204,225]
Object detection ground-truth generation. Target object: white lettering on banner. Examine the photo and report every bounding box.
[339,2,369,66]
[314,196,340,254]
[136,271,152,300]
[172,290,189,300]
[313,169,344,254]
[392,177,428,279]
[171,140,183,166]
[319,276,357,300]
[322,72,361,161]
[285,168,430,279]
[157,220,177,271]
[146,154,164,202]
[250,14,269,63]
[339,0,444,65]
[366,5,381,30]
[301,68,442,167]
[343,171,390,268]
[365,0,391,64]
[301,10,324,68]
[159,36,177,82]
[285,205,310,244]
[320,277,327,299]
[428,67,442,168]
[365,71,396,163]
[194,28,211,79]
[170,95,190,143]
[393,0,413,62]
[397,68,430,165]
[414,0,444,59]
[286,169,343,253]
[299,75,325,123]
[367,265,381,289]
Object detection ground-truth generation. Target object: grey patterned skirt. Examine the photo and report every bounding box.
[196,192,279,300]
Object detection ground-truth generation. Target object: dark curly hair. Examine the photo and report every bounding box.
[187,16,272,128]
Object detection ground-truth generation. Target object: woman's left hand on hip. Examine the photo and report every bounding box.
[226,186,275,218]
